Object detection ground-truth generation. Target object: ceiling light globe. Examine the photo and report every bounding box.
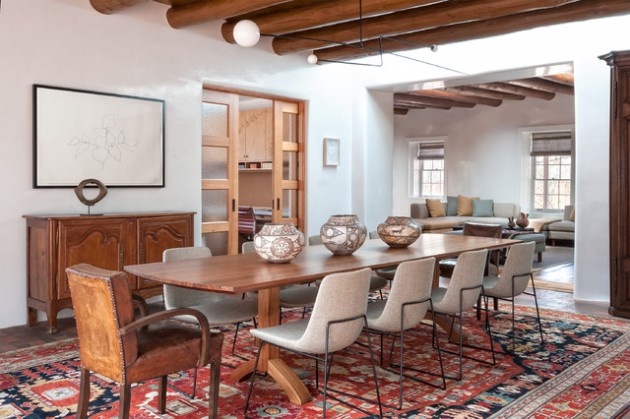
[307,53,318,65]
[233,20,260,47]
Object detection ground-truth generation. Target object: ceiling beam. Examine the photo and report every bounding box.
[312,0,630,62]
[166,0,292,29]
[272,0,579,55]
[396,93,475,108]
[447,86,526,101]
[474,82,556,100]
[510,77,575,95]
[222,0,445,43]
[410,89,503,107]
[90,0,148,14]
[543,73,575,86]
[394,101,451,110]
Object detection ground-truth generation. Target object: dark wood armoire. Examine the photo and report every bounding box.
[601,50,630,318]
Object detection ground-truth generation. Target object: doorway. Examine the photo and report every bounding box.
[200,88,306,255]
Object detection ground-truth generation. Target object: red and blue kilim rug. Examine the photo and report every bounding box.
[0,305,629,418]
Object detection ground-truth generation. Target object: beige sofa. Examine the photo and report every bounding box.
[545,205,575,244]
[410,202,520,233]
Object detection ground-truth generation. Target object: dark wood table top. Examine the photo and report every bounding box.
[125,234,520,294]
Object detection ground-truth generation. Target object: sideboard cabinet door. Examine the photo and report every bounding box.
[136,214,194,291]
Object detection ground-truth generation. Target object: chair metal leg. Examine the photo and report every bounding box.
[191,368,198,399]
[76,367,90,418]
[158,375,167,413]
[244,341,264,417]
[530,274,545,345]
[232,322,241,355]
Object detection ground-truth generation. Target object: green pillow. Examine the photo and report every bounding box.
[472,199,494,217]
[446,196,458,216]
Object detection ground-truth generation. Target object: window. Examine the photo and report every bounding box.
[409,139,445,198]
[530,131,573,211]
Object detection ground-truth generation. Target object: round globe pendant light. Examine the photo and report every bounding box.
[233,20,260,47]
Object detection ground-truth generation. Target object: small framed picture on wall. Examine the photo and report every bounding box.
[323,138,340,166]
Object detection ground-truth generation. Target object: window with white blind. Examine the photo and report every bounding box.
[409,139,445,198]
[530,131,573,211]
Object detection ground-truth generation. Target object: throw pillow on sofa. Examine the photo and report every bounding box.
[426,198,446,217]
[472,199,494,217]
[457,195,479,216]
[446,196,458,216]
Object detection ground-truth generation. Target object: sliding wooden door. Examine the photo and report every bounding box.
[272,100,306,231]
[201,90,239,255]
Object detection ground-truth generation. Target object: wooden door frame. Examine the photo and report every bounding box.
[203,84,308,236]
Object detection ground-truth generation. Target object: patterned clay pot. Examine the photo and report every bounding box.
[516,212,530,228]
[253,223,305,263]
[320,214,367,256]
[377,216,422,248]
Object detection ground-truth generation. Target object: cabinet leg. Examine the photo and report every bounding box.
[48,315,58,334]
[27,307,38,327]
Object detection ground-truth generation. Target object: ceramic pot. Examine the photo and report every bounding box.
[320,214,367,256]
[253,223,305,263]
[377,216,422,248]
[507,216,516,228]
[516,212,529,228]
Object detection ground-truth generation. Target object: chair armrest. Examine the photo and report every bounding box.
[131,294,149,318]
[119,307,212,365]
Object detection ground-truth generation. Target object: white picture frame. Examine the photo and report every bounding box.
[323,137,340,166]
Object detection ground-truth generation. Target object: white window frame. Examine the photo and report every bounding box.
[518,125,575,214]
[408,137,447,199]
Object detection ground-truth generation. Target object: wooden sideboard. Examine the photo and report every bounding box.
[24,212,194,333]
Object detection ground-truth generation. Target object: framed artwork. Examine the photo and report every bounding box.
[33,84,165,188]
[323,137,340,166]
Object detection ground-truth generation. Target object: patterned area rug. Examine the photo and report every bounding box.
[0,306,629,418]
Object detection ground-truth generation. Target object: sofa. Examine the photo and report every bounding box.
[410,198,520,233]
[545,205,575,245]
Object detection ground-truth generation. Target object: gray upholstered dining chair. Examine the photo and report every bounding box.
[163,246,258,396]
[431,249,496,381]
[480,241,544,352]
[365,258,445,410]
[242,241,318,317]
[244,268,383,418]
[309,233,389,299]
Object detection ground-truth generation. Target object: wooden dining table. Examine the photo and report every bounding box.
[125,233,519,405]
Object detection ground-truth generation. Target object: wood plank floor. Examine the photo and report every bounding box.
[0,254,611,354]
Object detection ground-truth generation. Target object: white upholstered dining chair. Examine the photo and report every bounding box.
[162,246,258,396]
[480,241,544,352]
[244,268,382,418]
[431,249,496,381]
[365,257,446,409]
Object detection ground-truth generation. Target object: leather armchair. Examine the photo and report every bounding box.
[66,263,224,419]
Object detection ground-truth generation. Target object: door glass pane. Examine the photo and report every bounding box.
[282,112,298,143]
[283,151,297,180]
[202,147,227,179]
[202,103,228,137]
[202,232,227,256]
[283,189,297,218]
[202,190,227,222]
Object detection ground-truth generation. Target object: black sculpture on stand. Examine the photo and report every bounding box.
[74,178,108,215]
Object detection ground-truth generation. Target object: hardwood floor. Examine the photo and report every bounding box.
[0,257,611,354]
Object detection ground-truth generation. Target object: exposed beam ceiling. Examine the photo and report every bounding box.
[394,73,574,113]
[89,0,630,64]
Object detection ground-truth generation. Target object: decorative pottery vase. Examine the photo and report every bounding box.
[253,223,305,263]
[516,212,529,228]
[377,216,422,248]
[507,216,516,228]
[320,214,367,256]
